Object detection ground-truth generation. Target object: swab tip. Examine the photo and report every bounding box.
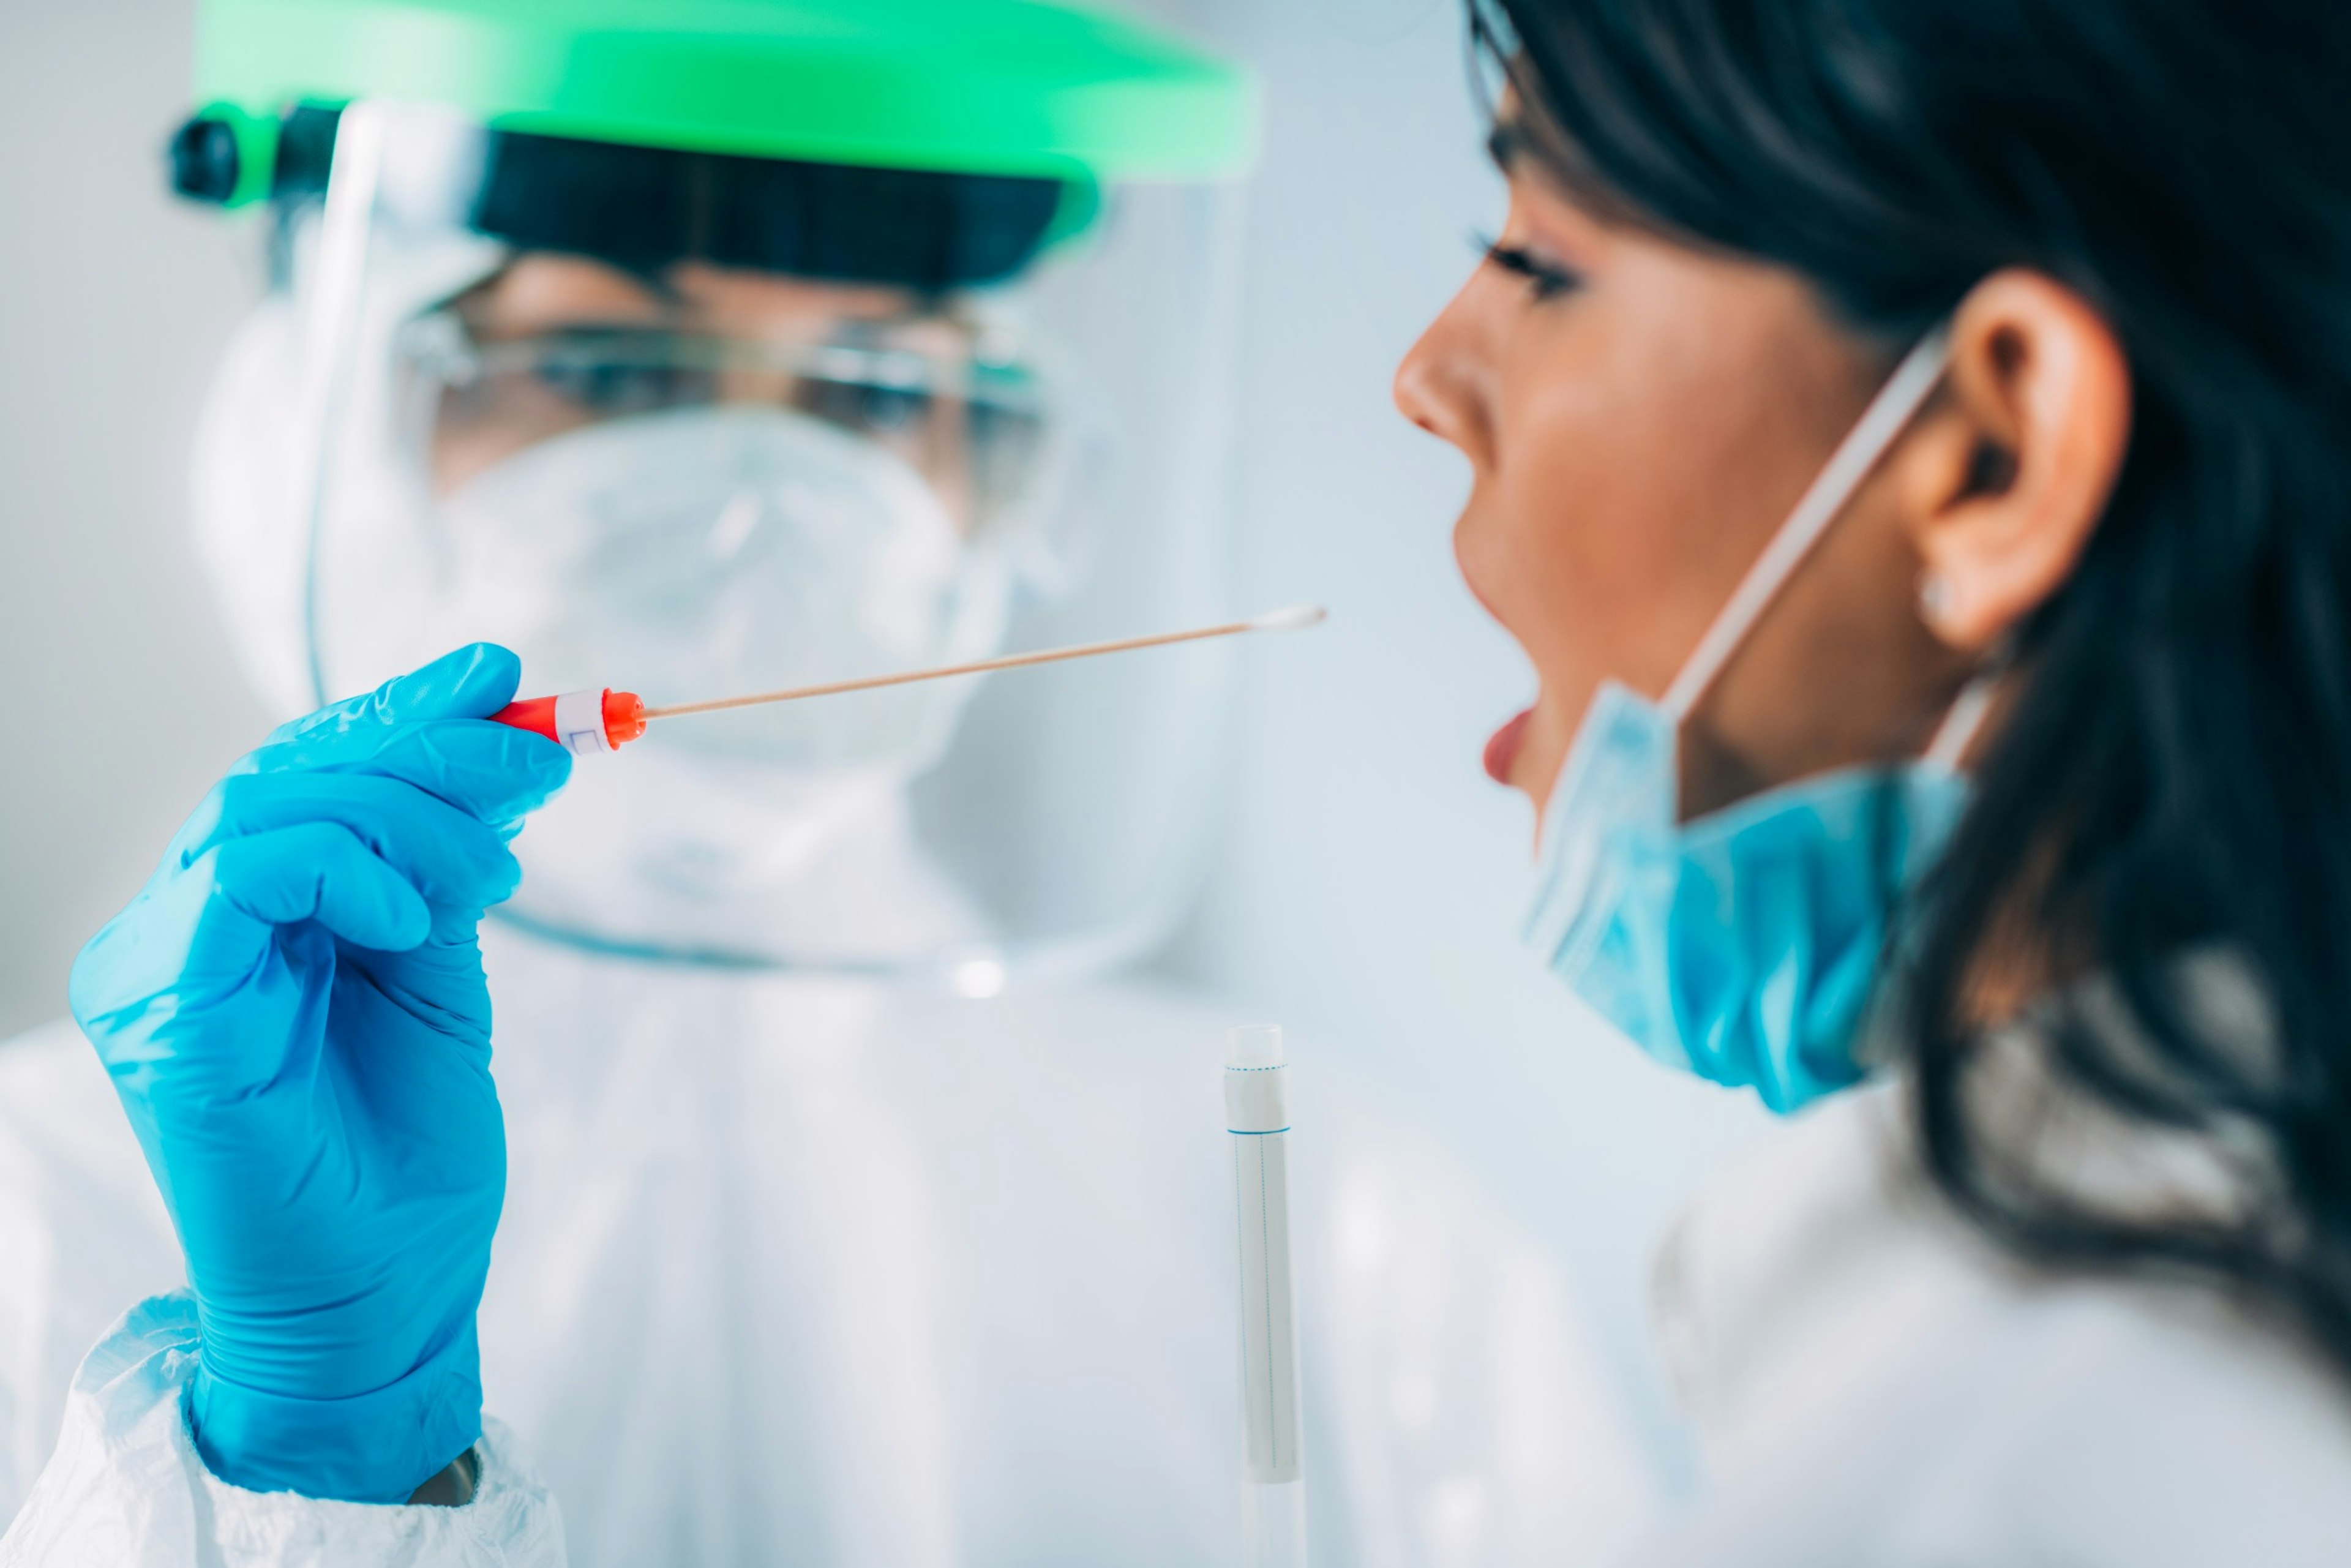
[1251,604,1329,632]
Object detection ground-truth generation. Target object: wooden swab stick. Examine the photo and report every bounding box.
[640,604,1328,722]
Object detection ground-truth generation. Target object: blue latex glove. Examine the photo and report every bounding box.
[69,645,571,1503]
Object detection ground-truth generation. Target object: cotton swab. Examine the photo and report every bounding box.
[491,605,1329,755]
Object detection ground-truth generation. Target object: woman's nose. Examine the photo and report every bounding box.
[1393,294,1491,464]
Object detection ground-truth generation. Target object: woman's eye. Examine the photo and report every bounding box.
[1477,236,1583,302]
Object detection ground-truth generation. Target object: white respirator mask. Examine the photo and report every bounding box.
[426,403,1011,777]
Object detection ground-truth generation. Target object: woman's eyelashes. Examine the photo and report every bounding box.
[1476,234,1583,302]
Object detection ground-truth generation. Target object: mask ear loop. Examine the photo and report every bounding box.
[1923,666,2002,771]
[1659,324,1955,727]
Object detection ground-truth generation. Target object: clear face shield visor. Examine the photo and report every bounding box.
[263,102,1245,980]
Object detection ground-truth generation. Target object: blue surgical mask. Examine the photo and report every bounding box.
[1523,326,1989,1114]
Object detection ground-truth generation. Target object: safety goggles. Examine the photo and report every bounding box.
[395,307,1064,539]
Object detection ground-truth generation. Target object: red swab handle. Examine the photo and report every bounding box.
[491,689,647,755]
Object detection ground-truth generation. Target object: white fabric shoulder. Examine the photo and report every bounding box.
[1629,1080,2351,1567]
[0,1294,564,1568]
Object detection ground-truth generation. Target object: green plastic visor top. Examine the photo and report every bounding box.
[191,0,1258,184]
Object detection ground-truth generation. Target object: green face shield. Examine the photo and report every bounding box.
[178,0,1261,983]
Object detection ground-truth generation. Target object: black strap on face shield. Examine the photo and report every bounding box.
[178,105,1072,291]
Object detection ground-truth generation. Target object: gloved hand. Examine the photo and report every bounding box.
[69,645,571,1504]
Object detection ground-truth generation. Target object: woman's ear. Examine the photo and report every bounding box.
[1895,269,2132,653]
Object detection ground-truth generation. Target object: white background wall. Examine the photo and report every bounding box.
[1163,0,1769,1472]
[0,0,1768,1484]
[0,0,269,1040]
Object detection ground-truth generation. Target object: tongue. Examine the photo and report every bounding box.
[1485,708,1533,785]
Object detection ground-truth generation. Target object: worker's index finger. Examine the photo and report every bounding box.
[242,718,572,825]
[236,645,571,820]
[266,644,525,747]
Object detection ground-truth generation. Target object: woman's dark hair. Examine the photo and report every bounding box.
[1475,0,2351,1367]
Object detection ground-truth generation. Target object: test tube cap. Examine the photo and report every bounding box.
[1224,1025,1288,1133]
[1226,1024,1285,1069]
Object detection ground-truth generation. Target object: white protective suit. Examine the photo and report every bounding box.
[0,278,1656,1565]
[0,952,1652,1566]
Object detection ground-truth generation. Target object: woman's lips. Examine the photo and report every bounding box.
[1485,707,1533,785]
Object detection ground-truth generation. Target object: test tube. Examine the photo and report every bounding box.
[1226,1024,1307,1567]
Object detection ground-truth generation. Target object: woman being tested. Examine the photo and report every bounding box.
[1396,0,2351,1559]
[20,0,2351,1561]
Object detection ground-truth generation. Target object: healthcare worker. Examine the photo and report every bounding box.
[0,3,1638,1565]
[1392,0,2351,1561]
